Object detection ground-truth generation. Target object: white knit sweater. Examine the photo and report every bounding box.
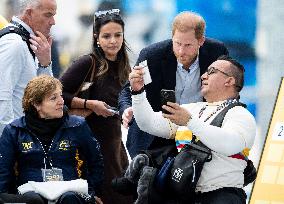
[132,92,256,193]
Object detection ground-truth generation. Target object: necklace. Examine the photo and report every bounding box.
[198,99,238,122]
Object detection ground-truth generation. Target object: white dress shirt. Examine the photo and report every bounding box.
[0,16,53,135]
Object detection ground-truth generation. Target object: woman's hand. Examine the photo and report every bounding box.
[86,100,114,118]
[95,196,103,204]
[122,107,133,128]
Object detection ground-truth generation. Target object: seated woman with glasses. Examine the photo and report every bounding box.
[60,9,132,204]
[0,75,104,204]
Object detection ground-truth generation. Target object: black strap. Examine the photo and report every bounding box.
[0,23,35,59]
[209,102,246,127]
[194,102,246,150]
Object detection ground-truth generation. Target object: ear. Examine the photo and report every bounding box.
[224,77,236,87]
[24,8,33,18]
[33,103,41,112]
[198,35,205,47]
[21,8,33,24]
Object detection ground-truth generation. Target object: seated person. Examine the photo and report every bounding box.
[116,56,256,204]
[0,75,104,204]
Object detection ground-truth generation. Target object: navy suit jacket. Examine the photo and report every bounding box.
[119,38,229,158]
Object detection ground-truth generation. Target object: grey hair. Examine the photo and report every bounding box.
[15,0,41,15]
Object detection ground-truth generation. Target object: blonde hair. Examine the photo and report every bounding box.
[22,75,62,112]
[172,11,205,40]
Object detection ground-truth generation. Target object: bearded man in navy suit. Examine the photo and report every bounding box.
[119,11,229,158]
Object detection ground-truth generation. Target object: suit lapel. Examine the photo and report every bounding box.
[161,42,177,89]
[199,45,209,76]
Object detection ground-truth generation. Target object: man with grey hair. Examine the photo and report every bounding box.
[0,0,57,134]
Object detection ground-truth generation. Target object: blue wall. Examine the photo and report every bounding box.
[177,0,257,116]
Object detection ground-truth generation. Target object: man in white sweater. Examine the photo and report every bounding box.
[129,55,256,204]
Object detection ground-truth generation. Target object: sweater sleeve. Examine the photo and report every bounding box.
[60,55,93,107]
[132,92,178,139]
[187,106,256,156]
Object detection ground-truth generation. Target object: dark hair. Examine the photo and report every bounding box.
[217,55,245,92]
[92,10,130,86]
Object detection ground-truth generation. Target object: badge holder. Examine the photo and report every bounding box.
[41,158,63,182]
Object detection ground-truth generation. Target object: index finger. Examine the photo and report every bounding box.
[132,65,144,70]
[162,112,175,120]
[35,31,48,42]
[132,68,144,75]
[166,102,180,108]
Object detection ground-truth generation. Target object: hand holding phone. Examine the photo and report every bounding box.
[160,89,176,114]
[107,106,119,115]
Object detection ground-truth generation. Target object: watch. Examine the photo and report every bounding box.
[38,61,52,68]
[130,86,145,95]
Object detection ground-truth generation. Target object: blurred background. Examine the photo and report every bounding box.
[1,0,284,201]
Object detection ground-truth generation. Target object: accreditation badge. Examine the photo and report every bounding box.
[41,168,63,182]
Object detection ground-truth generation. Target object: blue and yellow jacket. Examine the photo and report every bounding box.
[0,115,104,195]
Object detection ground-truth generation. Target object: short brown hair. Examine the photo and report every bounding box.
[172,11,205,40]
[22,75,62,112]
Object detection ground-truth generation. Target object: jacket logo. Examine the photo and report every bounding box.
[22,142,33,151]
[59,140,70,151]
[172,168,183,182]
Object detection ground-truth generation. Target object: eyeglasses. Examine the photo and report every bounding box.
[207,67,232,77]
[94,9,120,19]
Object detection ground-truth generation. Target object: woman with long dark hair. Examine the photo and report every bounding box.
[60,9,132,204]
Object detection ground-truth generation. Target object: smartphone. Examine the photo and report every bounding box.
[108,106,119,115]
[160,89,176,114]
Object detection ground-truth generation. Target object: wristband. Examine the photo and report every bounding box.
[130,87,145,95]
[84,99,88,109]
[38,61,52,68]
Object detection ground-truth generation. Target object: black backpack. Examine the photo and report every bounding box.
[148,102,257,202]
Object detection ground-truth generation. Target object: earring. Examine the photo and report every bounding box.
[97,42,100,47]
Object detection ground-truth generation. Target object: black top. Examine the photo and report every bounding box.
[60,55,132,204]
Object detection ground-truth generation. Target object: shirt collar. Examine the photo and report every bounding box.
[206,100,227,106]
[12,16,35,35]
[206,98,238,106]
[177,54,199,73]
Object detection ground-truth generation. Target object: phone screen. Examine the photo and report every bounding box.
[160,89,176,114]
